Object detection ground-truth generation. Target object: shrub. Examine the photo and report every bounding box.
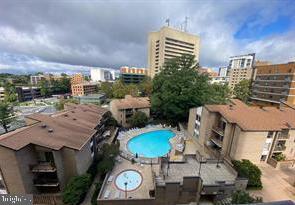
[91,182,102,205]
[273,153,286,161]
[231,190,263,204]
[232,159,262,189]
[96,143,120,175]
[62,174,92,205]
[127,111,148,128]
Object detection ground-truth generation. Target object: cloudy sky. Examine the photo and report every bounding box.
[0,0,295,74]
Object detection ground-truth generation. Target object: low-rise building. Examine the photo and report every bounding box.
[0,87,5,101]
[16,86,42,102]
[188,99,295,164]
[210,76,229,85]
[120,66,147,84]
[110,95,150,127]
[73,94,106,105]
[71,83,98,96]
[0,104,110,195]
[30,75,46,85]
[251,62,295,106]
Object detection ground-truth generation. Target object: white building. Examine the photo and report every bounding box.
[210,76,229,85]
[218,66,228,77]
[30,75,45,85]
[90,68,119,82]
[228,53,255,69]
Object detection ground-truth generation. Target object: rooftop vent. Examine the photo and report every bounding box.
[64,114,68,117]
[48,128,54,133]
[41,124,47,128]
[73,118,77,121]
[71,111,75,113]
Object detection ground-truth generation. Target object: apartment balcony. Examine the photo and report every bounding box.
[277,133,290,140]
[212,126,225,136]
[31,162,56,173]
[33,179,59,187]
[210,136,223,148]
[273,145,286,152]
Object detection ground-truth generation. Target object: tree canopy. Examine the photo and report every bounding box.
[231,190,263,204]
[233,79,251,103]
[0,102,15,133]
[4,83,18,103]
[151,54,230,123]
[128,111,148,128]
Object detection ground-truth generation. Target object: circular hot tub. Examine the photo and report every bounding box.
[115,169,142,191]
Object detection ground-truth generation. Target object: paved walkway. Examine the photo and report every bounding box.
[81,174,101,205]
[249,163,295,202]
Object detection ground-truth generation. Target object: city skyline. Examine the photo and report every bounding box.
[0,0,295,74]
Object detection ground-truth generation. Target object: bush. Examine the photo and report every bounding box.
[91,182,102,205]
[97,143,120,175]
[232,159,262,189]
[127,111,148,128]
[273,153,286,161]
[62,174,92,205]
[231,190,263,204]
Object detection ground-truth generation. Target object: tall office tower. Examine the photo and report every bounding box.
[228,53,255,89]
[147,26,200,78]
[251,62,295,106]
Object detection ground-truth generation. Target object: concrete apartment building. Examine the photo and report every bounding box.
[0,87,5,101]
[188,99,295,164]
[90,68,119,82]
[251,62,295,106]
[16,86,42,102]
[0,104,110,195]
[71,73,98,96]
[110,95,150,127]
[228,53,255,89]
[147,26,200,78]
[30,75,46,85]
[120,66,147,84]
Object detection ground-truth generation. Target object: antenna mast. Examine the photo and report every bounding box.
[184,16,189,32]
[165,18,170,27]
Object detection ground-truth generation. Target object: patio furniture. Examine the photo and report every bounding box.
[107,175,114,183]
[104,190,111,199]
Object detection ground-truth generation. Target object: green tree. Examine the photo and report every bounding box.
[232,159,263,189]
[152,54,216,123]
[4,83,17,103]
[55,98,79,111]
[208,83,231,104]
[126,84,140,97]
[97,143,120,174]
[233,79,251,103]
[100,82,113,98]
[112,80,128,98]
[39,80,51,97]
[231,190,263,204]
[273,153,286,161]
[62,174,92,205]
[138,77,153,97]
[128,111,148,128]
[0,102,15,133]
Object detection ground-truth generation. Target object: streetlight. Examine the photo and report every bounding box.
[124,182,128,198]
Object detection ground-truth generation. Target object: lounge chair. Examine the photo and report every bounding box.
[107,175,114,183]
[104,190,110,199]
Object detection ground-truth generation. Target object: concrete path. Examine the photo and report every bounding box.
[81,174,101,205]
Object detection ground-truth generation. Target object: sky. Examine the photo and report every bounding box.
[0,0,295,74]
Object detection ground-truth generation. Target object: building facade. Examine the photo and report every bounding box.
[187,100,295,164]
[251,62,295,106]
[110,95,150,127]
[30,75,46,85]
[228,53,255,89]
[210,76,229,85]
[0,87,5,101]
[71,73,84,85]
[147,26,200,78]
[0,104,110,195]
[218,66,228,77]
[120,66,147,84]
[16,87,42,102]
[90,68,119,82]
[71,83,98,96]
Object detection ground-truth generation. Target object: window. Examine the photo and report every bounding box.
[196,114,201,122]
[267,131,273,138]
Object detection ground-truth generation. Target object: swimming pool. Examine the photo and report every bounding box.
[115,170,142,191]
[127,130,175,158]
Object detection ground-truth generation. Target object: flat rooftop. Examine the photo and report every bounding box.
[162,156,237,185]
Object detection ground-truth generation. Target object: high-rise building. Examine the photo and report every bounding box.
[228,53,255,89]
[147,26,200,78]
[71,73,84,85]
[90,68,119,82]
[218,66,228,77]
[251,62,295,106]
[120,66,147,84]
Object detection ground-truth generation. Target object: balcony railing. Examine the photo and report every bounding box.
[274,145,286,152]
[278,133,290,140]
[33,179,59,187]
[31,162,56,173]
[210,136,223,148]
[212,126,225,136]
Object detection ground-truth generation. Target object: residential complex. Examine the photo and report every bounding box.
[147,26,200,78]
[0,87,5,101]
[0,104,110,195]
[251,62,295,106]
[71,73,99,96]
[16,86,42,102]
[228,53,255,89]
[110,95,150,127]
[70,73,84,85]
[120,66,147,84]
[188,99,295,164]
[90,68,119,82]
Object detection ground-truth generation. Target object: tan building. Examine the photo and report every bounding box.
[71,83,98,96]
[188,99,295,164]
[228,53,255,89]
[0,104,110,195]
[120,66,147,84]
[147,26,200,78]
[71,73,84,85]
[110,95,150,127]
[251,62,295,106]
[199,67,218,77]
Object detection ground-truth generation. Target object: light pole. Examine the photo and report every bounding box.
[216,151,221,168]
[124,182,128,198]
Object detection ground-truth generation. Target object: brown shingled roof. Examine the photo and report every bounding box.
[111,95,150,110]
[0,104,109,151]
[205,99,295,131]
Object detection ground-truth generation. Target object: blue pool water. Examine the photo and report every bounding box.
[127,130,175,158]
[115,170,142,191]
